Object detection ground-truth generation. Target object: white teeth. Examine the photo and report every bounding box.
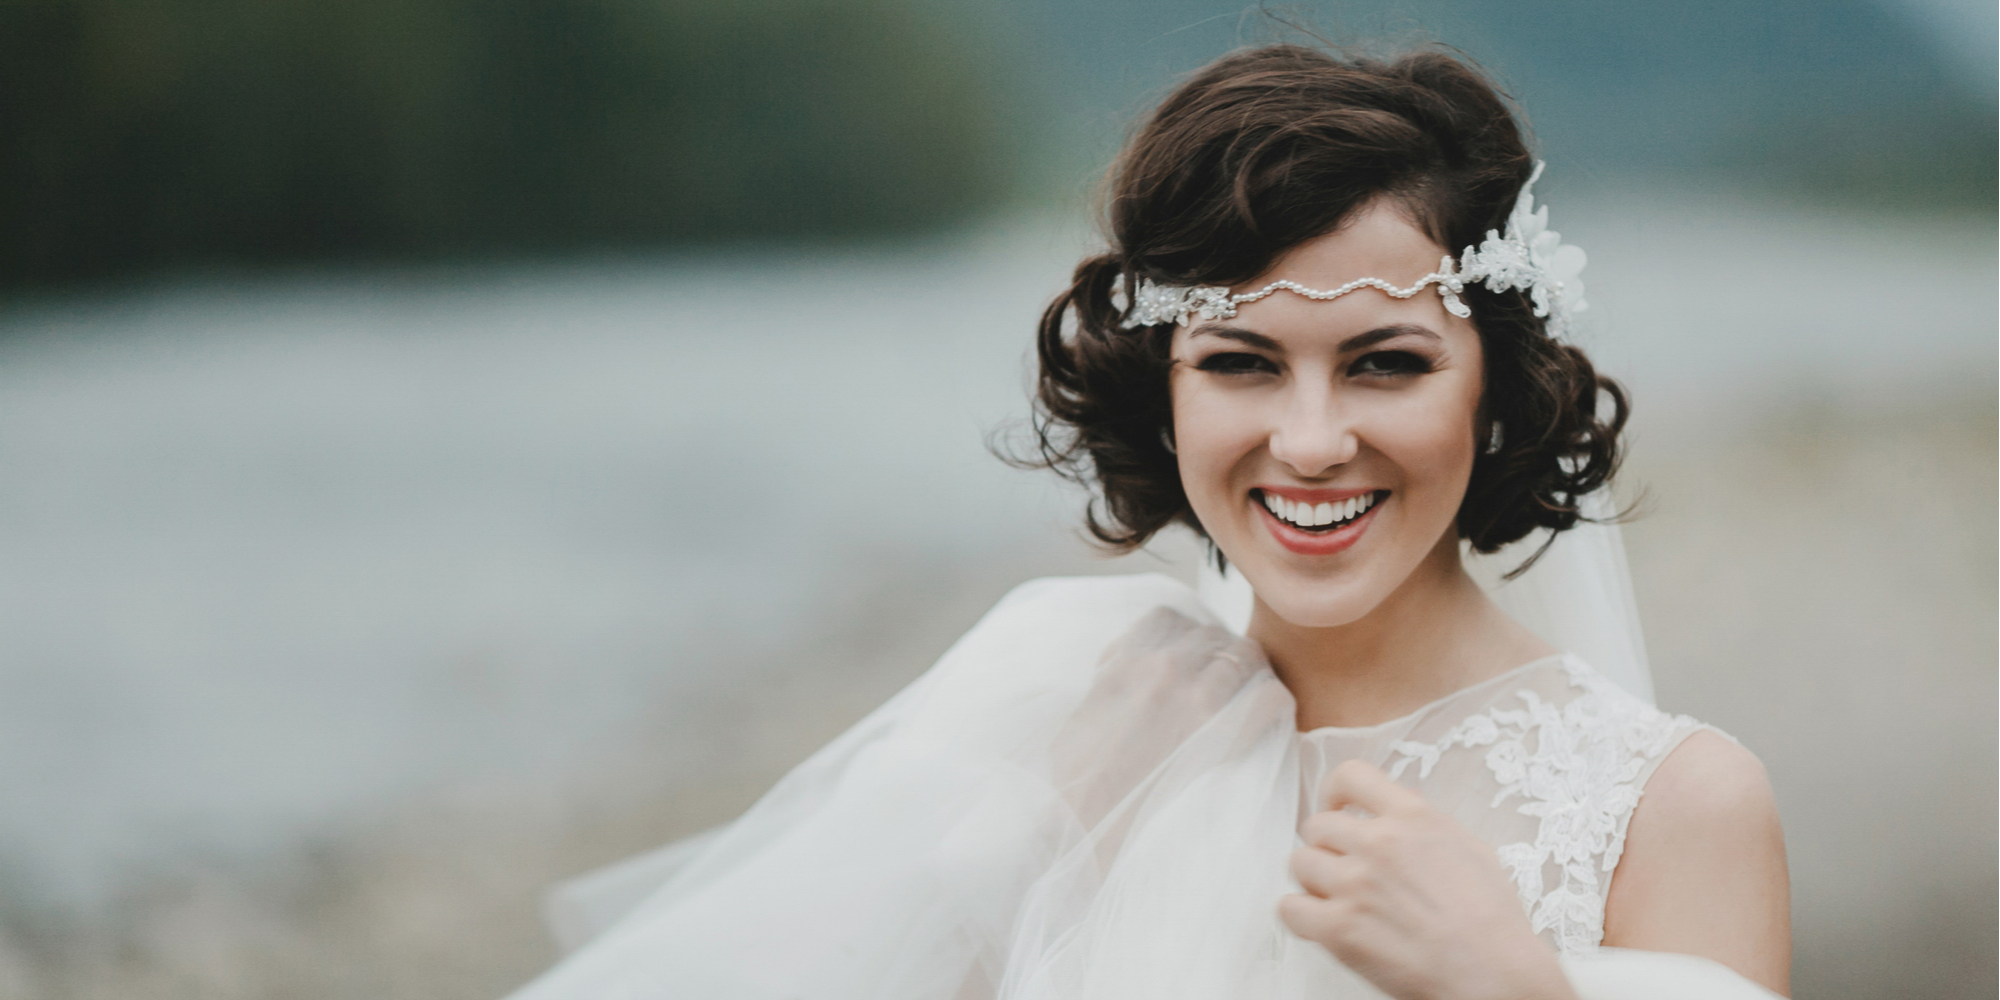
[1263,491,1380,529]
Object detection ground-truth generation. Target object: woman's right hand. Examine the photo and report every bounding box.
[1281,760,1576,1000]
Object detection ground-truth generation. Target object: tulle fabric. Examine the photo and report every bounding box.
[520,575,1303,999]
[512,573,1776,999]
[1561,949,1783,999]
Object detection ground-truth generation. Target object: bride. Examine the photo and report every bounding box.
[510,44,1790,999]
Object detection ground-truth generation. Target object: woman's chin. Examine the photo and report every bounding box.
[1241,570,1385,630]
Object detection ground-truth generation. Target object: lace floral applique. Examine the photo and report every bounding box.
[1385,660,1698,955]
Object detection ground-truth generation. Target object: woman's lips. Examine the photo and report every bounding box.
[1254,488,1386,556]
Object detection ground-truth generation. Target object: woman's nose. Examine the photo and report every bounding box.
[1267,389,1358,477]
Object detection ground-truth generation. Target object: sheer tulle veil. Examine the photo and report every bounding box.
[511,485,1787,1000]
[1198,487,1655,703]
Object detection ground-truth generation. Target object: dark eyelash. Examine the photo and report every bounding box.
[1195,352,1276,374]
[1352,350,1434,375]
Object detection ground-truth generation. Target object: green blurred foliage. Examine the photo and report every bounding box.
[0,0,1011,287]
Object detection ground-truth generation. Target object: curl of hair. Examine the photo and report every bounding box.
[1015,43,1628,559]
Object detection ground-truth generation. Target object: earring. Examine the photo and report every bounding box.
[1160,427,1177,455]
[1485,421,1504,455]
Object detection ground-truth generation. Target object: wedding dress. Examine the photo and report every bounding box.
[508,500,1779,999]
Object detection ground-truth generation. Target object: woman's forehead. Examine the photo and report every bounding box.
[1185,301,1466,353]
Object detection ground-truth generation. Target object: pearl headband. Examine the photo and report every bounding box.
[1119,162,1587,336]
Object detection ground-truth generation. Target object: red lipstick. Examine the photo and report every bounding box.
[1254,487,1386,557]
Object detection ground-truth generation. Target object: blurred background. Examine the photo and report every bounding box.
[0,1,1992,997]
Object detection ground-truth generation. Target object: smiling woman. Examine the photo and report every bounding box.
[506,43,1789,1000]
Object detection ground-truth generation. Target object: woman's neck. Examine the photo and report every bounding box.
[1246,536,1556,732]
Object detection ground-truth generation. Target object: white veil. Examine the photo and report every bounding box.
[1197,487,1654,703]
[517,488,1783,1000]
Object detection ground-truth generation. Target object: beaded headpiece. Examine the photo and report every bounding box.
[1119,162,1587,336]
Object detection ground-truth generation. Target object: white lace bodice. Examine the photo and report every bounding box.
[1295,656,1709,959]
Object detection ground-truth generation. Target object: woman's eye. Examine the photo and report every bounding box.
[1351,350,1432,376]
[1195,352,1276,375]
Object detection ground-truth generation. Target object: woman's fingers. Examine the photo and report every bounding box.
[1290,844,1368,898]
[1318,758,1424,816]
[1277,891,1351,943]
[1298,808,1372,854]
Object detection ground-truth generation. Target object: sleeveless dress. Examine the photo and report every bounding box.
[511,574,1776,1000]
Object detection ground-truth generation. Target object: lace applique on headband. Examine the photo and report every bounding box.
[1119,161,1588,336]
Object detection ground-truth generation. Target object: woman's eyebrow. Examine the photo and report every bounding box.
[1338,324,1439,352]
[1188,324,1281,350]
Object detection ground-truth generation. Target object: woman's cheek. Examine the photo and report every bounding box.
[1175,399,1255,524]
[1383,390,1479,522]
[1424,410,1488,524]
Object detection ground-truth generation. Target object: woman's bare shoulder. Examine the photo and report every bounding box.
[1642,729,1778,828]
[1604,728,1792,995]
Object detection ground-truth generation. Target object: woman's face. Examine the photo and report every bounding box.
[1169,199,1485,628]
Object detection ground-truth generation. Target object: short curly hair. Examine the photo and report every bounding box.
[1023,43,1627,562]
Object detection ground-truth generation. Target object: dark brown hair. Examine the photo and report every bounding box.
[1021,43,1626,564]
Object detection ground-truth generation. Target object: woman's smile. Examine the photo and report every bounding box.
[1253,487,1388,556]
